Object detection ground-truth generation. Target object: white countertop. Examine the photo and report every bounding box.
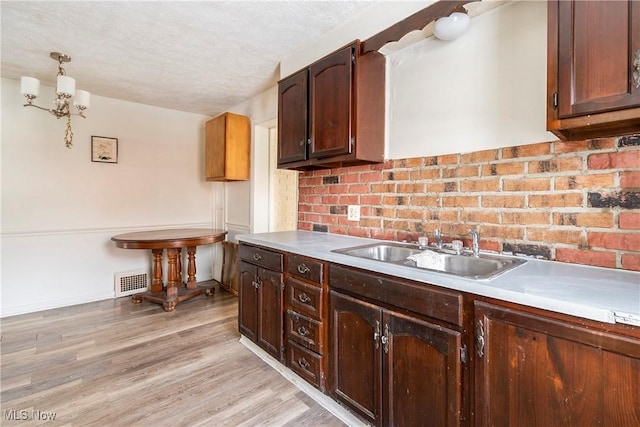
[238,230,640,326]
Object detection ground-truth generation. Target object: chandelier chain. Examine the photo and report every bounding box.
[57,61,66,77]
[65,116,73,148]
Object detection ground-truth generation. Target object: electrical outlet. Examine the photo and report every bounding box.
[347,205,360,221]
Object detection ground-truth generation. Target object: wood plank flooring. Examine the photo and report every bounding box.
[0,285,345,426]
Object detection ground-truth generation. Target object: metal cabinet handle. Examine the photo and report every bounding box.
[381,323,389,354]
[633,49,640,89]
[476,319,485,358]
[297,292,311,303]
[297,357,310,369]
[253,253,262,261]
[297,325,309,337]
[297,263,310,274]
[374,320,380,349]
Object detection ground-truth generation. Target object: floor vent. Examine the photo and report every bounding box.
[114,269,149,297]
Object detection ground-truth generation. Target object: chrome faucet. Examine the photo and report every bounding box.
[469,229,480,257]
[434,229,442,249]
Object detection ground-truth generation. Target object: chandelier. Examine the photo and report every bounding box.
[20,52,91,148]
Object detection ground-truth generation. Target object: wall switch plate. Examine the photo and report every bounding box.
[347,205,360,221]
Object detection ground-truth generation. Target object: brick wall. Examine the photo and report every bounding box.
[298,135,640,271]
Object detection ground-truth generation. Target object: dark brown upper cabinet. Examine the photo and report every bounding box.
[277,41,385,170]
[277,70,308,165]
[547,0,640,140]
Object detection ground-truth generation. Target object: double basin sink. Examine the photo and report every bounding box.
[332,242,526,280]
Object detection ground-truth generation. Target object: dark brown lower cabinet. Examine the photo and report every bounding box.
[474,301,640,426]
[238,260,284,361]
[330,290,463,427]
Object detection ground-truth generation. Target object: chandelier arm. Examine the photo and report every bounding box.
[23,103,62,114]
[23,102,86,117]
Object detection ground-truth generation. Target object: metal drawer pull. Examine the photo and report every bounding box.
[297,293,311,303]
[297,325,309,337]
[253,253,262,261]
[297,263,310,274]
[297,357,310,369]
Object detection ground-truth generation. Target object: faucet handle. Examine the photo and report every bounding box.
[469,229,480,256]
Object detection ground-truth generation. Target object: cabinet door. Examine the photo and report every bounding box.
[330,291,381,425]
[383,311,463,427]
[278,69,308,166]
[474,301,640,426]
[205,113,250,181]
[205,114,227,180]
[553,0,640,118]
[238,261,258,341]
[309,44,354,160]
[257,267,284,361]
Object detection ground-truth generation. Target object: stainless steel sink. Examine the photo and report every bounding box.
[333,243,423,262]
[332,242,526,280]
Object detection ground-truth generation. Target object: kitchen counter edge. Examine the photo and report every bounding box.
[237,230,640,326]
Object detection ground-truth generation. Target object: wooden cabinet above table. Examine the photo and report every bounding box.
[205,112,250,181]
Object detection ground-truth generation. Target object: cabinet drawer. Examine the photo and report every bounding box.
[239,244,283,271]
[330,264,463,327]
[287,340,323,389]
[287,254,324,285]
[287,277,323,320]
[286,310,323,353]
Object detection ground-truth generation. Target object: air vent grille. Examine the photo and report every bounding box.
[114,269,149,297]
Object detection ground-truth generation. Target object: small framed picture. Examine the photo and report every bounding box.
[91,136,118,163]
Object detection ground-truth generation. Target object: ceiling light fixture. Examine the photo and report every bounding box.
[20,52,91,149]
[433,11,471,41]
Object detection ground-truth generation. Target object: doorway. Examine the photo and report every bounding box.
[268,127,298,232]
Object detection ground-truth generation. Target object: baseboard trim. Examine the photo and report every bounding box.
[239,336,367,427]
[1,275,216,318]
[1,292,115,318]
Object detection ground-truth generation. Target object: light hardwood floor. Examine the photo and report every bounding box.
[0,285,345,426]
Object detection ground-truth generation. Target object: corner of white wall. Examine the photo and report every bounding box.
[279,1,435,78]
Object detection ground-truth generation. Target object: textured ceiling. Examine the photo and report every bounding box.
[1,1,380,117]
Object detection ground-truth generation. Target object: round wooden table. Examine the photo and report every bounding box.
[112,228,227,311]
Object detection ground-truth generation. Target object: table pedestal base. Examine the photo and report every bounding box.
[132,280,218,312]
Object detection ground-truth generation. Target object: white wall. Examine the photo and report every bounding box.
[387,1,554,157]
[1,78,217,316]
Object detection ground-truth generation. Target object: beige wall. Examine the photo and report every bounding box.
[1,78,217,316]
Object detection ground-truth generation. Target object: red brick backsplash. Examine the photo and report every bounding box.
[298,135,640,272]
